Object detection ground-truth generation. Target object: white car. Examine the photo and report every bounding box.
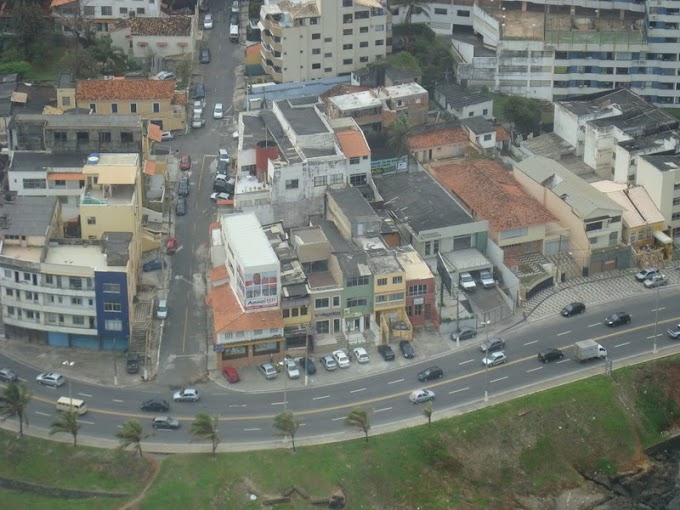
[353,347,370,363]
[173,388,200,402]
[332,349,351,368]
[203,13,213,29]
[155,71,176,81]
[459,272,477,291]
[231,0,239,13]
[409,389,435,404]
[210,192,231,202]
[284,359,300,379]
[482,351,508,367]
[161,131,173,141]
[193,100,203,116]
[232,130,239,139]
[36,372,66,387]
[213,102,224,119]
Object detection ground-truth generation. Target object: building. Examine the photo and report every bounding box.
[351,63,421,87]
[514,156,629,275]
[433,83,493,120]
[635,155,680,240]
[259,0,391,83]
[407,122,470,163]
[394,245,437,328]
[368,250,410,343]
[326,187,381,241]
[460,117,498,151]
[50,0,163,34]
[64,79,185,131]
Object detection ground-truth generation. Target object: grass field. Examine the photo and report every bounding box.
[2,358,679,509]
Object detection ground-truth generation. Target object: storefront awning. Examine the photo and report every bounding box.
[653,230,673,245]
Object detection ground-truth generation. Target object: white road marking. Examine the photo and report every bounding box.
[449,387,469,395]
[651,307,666,312]
[523,340,538,346]
[350,388,366,393]
[490,376,509,384]
[79,420,95,425]
[271,401,287,406]
[526,367,543,373]
[459,359,474,365]
[387,378,404,385]
[374,407,392,413]
[557,331,571,337]
[228,404,247,408]
[587,323,600,328]
[313,395,330,400]
[646,333,664,339]
[331,416,345,422]
[78,393,92,398]
[556,359,570,364]
[112,399,124,403]
[35,411,50,417]
[243,428,261,432]
[298,423,306,427]
[614,342,631,348]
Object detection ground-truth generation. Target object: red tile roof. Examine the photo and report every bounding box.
[129,16,192,37]
[147,123,162,143]
[495,126,509,142]
[336,129,371,158]
[430,159,556,231]
[408,127,469,150]
[76,79,175,101]
[208,283,283,334]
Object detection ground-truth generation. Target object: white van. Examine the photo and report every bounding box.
[56,396,88,415]
[157,299,168,319]
[229,24,239,43]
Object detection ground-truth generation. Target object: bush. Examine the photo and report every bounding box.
[0,61,32,75]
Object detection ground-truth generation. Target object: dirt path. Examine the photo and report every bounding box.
[118,455,163,510]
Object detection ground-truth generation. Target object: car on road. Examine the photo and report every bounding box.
[332,349,351,368]
[36,372,65,387]
[258,362,278,380]
[480,337,505,353]
[417,366,443,382]
[450,326,477,341]
[175,197,187,216]
[644,274,668,289]
[203,12,213,29]
[222,366,240,383]
[161,131,173,141]
[0,368,18,383]
[284,358,300,379]
[141,399,170,412]
[320,355,338,371]
[479,268,496,288]
[537,348,564,363]
[399,340,415,359]
[142,258,166,272]
[126,353,139,374]
[165,236,178,255]
[210,192,231,202]
[353,347,370,363]
[179,154,191,171]
[409,389,435,404]
[178,176,189,197]
[635,268,658,282]
[482,351,507,367]
[459,272,476,291]
[213,103,224,119]
[199,47,211,64]
[152,416,180,430]
[668,324,680,339]
[604,312,631,327]
[155,71,176,81]
[299,357,316,375]
[231,0,239,13]
[561,302,586,317]
[377,344,395,361]
[173,388,200,402]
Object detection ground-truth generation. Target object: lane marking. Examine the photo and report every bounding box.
[615,342,631,348]
[350,388,366,394]
[556,359,570,364]
[112,399,124,403]
[243,428,261,431]
[557,331,571,337]
[79,393,92,398]
[652,307,666,312]
[271,401,287,406]
[182,307,189,353]
[646,334,664,339]
[526,367,543,373]
[228,404,247,408]
[35,411,50,417]
[459,359,474,365]
[524,340,538,346]
[313,395,330,400]
[374,407,392,413]
[449,387,469,395]
[387,378,404,385]
[79,420,95,425]
[490,376,508,384]
[331,416,345,422]
[588,323,600,328]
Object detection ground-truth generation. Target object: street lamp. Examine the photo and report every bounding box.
[653,279,660,354]
[62,360,75,402]
[483,317,491,402]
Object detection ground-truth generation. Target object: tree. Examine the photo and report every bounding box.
[387,113,412,158]
[273,411,301,452]
[386,52,422,76]
[90,35,129,75]
[116,420,148,457]
[174,55,193,86]
[345,407,371,443]
[11,0,50,61]
[392,0,431,25]
[60,49,98,79]
[190,413,220,456]
[502,96,542,139]
[50,411,81,447]
[0,382,32,437]
[423,401,433,427]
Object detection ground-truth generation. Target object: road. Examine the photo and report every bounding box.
[5,288,680,449]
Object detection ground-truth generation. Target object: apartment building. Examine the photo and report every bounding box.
[259,0,392,83]
[635,155,680,240]
[50,0,163,34]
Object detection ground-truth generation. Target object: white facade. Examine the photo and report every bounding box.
[81,0,162,24]
[635,156,680,238]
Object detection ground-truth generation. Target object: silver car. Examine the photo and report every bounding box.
[320,355,338,371]
[173,388,200,402]
[36,372,65,387]
[258,362,278,379]
[0,368,18,383]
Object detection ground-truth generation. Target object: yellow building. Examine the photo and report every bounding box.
[80,153,142,275]
[370,252,411,342]
[66,79,186,131]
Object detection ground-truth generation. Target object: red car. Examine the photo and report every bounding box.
[165,236,177,255]
[222,366,240,383]
[179,154,191,171]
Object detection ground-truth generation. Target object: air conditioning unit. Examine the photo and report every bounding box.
[343,308,351,315]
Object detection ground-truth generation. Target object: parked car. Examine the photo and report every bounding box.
[142,258,166,272]
[193,100,203,116]
[193,83,206,101]
[231,0,239,13]
[482,351,508,367]
[216,160,229,176]
[409,389,435,404]
[635,268,658,282]
[284,358,300,379]
[299,357,316,375]
[644,274,668,289]
[213,103,224,119]
[213,177,235,194]
[178,176,190,197]
[152,416,180,430]
[218,148,230,163]
[377,344,395,361]
[125,352,139,374]
[561,302,586,317]
[175,197,187,216]
[199,47,211,64]
[36,372,65,387]
[417,366,443,382]
[604,312,631,327]
[141,399,170,412]
[160,131,173,141]
[459,272,476,291]
[450,327,477,341]
[192,115,205,129]
[165,236,178,255]
[230,13,239,25]
[480,337,505,353]
[399,340,415,359]
[222,366,240,383]
[320,355,338,371]
[210,192,231,202]
[203,12,213,29]
[258,362,278,379]
[0,368,18,383]
[479,269,495,288]
[332,349,351,368]
[179,153,191,171]
[668,324,680,339]
[537,348,564,363]
[156,299,168,320]
[353,347,370,363]
[173,388,200,402]
[155,71,176,80]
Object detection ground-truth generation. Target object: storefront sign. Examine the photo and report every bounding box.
[414,297,424,305]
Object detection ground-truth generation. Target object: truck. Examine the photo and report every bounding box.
[574,339,607,362]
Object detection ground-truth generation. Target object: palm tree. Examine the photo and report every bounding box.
[0,382,32,437]
[273,411,301,452]
[90,35,128,75]
[392,0,431,25]
[190,413,221,456]
[50,411,81,447]
[387,113,412,160]
[345,407,371,443]
[116,420,147,458]
[423,401,433,427]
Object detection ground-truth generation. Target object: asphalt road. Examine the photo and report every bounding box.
[6,288,680,447]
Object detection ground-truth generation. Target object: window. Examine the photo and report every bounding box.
[360,41,368,48]
[374,24,384,31]
[434,7,447,15]
[343,14,353,23]
[349,157,360,165]
[315,297,330,309]
[153,103,160,113]
[105,319,123,331]
[47,313,56,323]
[103,283,120,293]
[343,59,353,65]
[101,6,112,15]
[69,277,82,290]
[408,284,428,296]
[500,227,529,239]
[360,56,368,63]
[343,43,353,50]
[6,306,14,315]
[282,309,290,318]
[324,52,332,58]
[360,26,368,33]
[355,10,369,19]
[87,217,96,225]
[111,103,118,113]
[375,295,387,303]
[375,40,384,46]
[104,302,121,312]
[121,132,133,143]
[377,278,387,286]
[393,276,402,284]
[324,37,332,42]
[71,297,82,305]
[609,231,618,245]
[98,131,112,143]
[457,9,470,17]
[483,134,492,141]
[89,104,96,113]
[285,179,299,189]
[424,240,440,256]
[136,7,144,14]
[414,304,423,315]
[342,0,352,6]
[84,6,94,15]
[45,274,53,285]
[330,174,344,184]
[316,320,330,334]
[312,48,321,55]
[3,269,10,278]
[23,179,47,189]
[346,297,367,308]
[130,103,137,113]
[25,310,36,320]
[72,316,85,325]
[350,174,367,186]
[347,275,369,287]
[332,296,340,307]
[312,33,321,39]
[314,175,327,186]
[325,68,333,72]
[343,29,353,36]
[5,288,13,297]
[54,131,67,143]
[120,7,127,14]
[312,63,321,69]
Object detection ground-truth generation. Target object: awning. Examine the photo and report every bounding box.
[47,173,84,181]
[653,230,673,245]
